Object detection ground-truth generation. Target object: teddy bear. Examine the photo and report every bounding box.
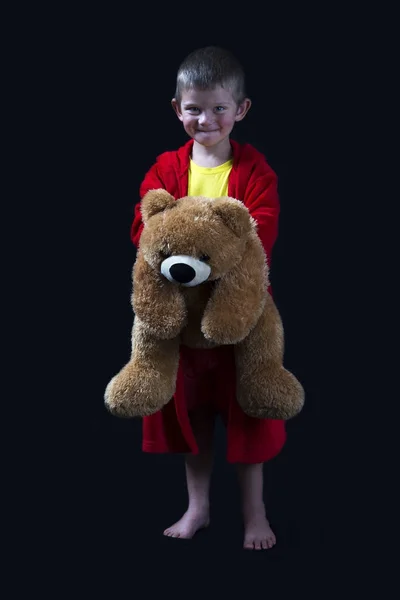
[104,189,304,421]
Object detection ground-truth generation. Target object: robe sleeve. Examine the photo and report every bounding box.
[130,162,167,248]
[244,169,280,263]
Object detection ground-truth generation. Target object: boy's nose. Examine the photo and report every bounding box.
[198,111,213,125]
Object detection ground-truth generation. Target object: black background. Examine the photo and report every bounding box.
[13,5,385,594]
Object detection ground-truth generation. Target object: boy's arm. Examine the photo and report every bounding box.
[244,169,280,264]
[130,163,166,248]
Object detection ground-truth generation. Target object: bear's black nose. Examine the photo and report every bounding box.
[169,263,196,284]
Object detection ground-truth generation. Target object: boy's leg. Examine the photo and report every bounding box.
[164,406,215,539]
[236,462,276,550]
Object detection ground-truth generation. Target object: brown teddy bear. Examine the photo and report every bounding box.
[104,189,304,421]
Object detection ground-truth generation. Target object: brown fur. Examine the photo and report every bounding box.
[105,189,304,420]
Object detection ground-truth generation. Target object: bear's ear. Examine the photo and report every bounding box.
[141,189,176,223]
[212,197,252,238]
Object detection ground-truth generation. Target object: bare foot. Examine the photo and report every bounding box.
[163,508,210,539]
[243,512,276,550]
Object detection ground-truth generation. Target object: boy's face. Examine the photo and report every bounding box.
[171,86,251,148]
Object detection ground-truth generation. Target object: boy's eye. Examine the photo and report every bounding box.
[215,106,225,112]
[187,107,200,113]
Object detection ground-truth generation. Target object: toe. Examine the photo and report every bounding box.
[254,540,262,550]
[261,539,268,550]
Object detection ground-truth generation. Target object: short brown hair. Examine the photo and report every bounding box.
[174,46,247,105]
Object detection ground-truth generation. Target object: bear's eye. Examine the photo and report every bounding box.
[160,250,171,259]
[199,254,210,262]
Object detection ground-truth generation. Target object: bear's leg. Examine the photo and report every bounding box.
[104,318,180,418]
[235,295,305,420]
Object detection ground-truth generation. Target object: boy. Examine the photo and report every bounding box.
[131,46,284,550]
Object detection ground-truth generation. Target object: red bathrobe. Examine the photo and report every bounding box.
[131,139,286,464]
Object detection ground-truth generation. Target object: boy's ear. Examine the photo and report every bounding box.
[141,189,176,223]
[171,98,183,121]
[235,97,252,122]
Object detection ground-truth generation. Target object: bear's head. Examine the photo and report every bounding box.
[139,189,256,287]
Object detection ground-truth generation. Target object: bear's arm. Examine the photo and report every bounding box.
[201,235,268,345]
[131,252,187,340]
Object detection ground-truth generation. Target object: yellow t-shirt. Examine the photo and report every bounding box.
[188,158,233,198]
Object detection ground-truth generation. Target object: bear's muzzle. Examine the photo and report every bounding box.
[161,255,211,287]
